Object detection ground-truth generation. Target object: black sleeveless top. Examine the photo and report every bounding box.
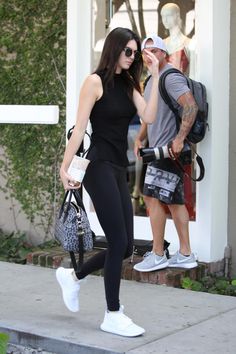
[87,72,137,167]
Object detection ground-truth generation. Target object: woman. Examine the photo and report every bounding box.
[56,27,159,337]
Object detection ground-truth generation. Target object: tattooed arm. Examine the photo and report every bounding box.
[172,91,198,154]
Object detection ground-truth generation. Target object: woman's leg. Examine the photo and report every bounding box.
[116,168,134,259]
[81,161,132,311]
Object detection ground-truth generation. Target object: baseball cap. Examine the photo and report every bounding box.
[141,34,167,53]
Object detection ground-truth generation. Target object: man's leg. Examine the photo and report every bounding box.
[167,203,197,269]
[145,195,167,255]
[133,196,169,272]
[168,204,191,255]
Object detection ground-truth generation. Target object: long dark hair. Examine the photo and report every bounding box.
[95,27,143,98]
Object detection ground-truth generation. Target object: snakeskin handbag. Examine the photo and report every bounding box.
[54,189,93,253]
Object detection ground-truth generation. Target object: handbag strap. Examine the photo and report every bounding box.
[67,126,91,158]
[59,190,74,222]
[72,189,86,213]
[69,231,84,274]
[70,189,86,274]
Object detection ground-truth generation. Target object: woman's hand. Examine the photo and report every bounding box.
[134,138,144,159]
[60,167,81,190]
[142,49,159,77]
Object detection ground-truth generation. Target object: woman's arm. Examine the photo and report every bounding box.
[133,50,159,124]
[134,122,147,158]
[60,74,102,189]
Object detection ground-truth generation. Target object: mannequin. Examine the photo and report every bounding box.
[160,3,191,76]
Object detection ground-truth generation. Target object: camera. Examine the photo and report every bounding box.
[139,142,175,164]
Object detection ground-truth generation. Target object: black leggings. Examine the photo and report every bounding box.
[77,160,133,311]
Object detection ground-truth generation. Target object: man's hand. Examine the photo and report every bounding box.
[171,137,184,156]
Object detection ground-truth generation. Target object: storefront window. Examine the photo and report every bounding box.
[92,0,196,220]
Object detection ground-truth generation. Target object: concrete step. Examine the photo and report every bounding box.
[26,246,207,288]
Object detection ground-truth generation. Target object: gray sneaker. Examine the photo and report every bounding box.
[168,251,198,269]
[133,252,169,272]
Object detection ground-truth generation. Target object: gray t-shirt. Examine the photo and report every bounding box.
[144,63,190,147]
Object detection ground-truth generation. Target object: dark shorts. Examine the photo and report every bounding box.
[143,158,185,205]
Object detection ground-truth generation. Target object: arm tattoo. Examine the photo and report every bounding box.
[176,92,198,141]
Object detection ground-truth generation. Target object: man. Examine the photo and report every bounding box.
[133,34,198,272]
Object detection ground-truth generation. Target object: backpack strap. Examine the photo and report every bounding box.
[159,68,186,131]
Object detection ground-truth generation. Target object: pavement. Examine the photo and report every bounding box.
[1,261,236,354]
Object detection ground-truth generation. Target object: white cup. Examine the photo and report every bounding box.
[68,155,90,184]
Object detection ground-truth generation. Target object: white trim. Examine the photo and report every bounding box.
[0,105,59,124]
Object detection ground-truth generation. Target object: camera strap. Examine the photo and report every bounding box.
[172,142,205,182]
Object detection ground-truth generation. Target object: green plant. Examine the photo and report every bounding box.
[0,228,33,264]
[181,277,203,292]
[0,332,9,354]
[0,0,66,240]
[181,275,236,296]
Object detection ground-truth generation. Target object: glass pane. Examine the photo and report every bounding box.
[92,0,196,220]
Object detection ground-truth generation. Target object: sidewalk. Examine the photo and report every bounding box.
[1,261,236,354]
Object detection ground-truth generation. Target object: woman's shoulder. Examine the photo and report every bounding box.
[82,74,103,92]
[84,73,102,86]
[79,74,103,101]
[81,74,103,101]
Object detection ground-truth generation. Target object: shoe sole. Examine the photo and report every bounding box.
[133,261,169,272]
[100,324,145,337]
[168,262,198,269]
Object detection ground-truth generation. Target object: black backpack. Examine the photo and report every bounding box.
[143,69,208,182]
[160,68,209,144]
[144,68,209,144]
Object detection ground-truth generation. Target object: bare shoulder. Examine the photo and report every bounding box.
[85,73,102,85]
[83,73,102,90]
[84,74,102,99]
[81,73,103,100]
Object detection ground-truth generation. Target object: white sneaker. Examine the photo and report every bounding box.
[100,306,145,337]
[56,267,80,312]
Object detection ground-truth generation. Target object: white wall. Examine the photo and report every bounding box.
[67,0,231,263]
[228,0,236,275]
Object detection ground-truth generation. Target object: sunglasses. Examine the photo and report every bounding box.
[123,47,141,61]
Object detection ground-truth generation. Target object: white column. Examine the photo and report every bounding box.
[66,0,92,133]
[193,0,230,261]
